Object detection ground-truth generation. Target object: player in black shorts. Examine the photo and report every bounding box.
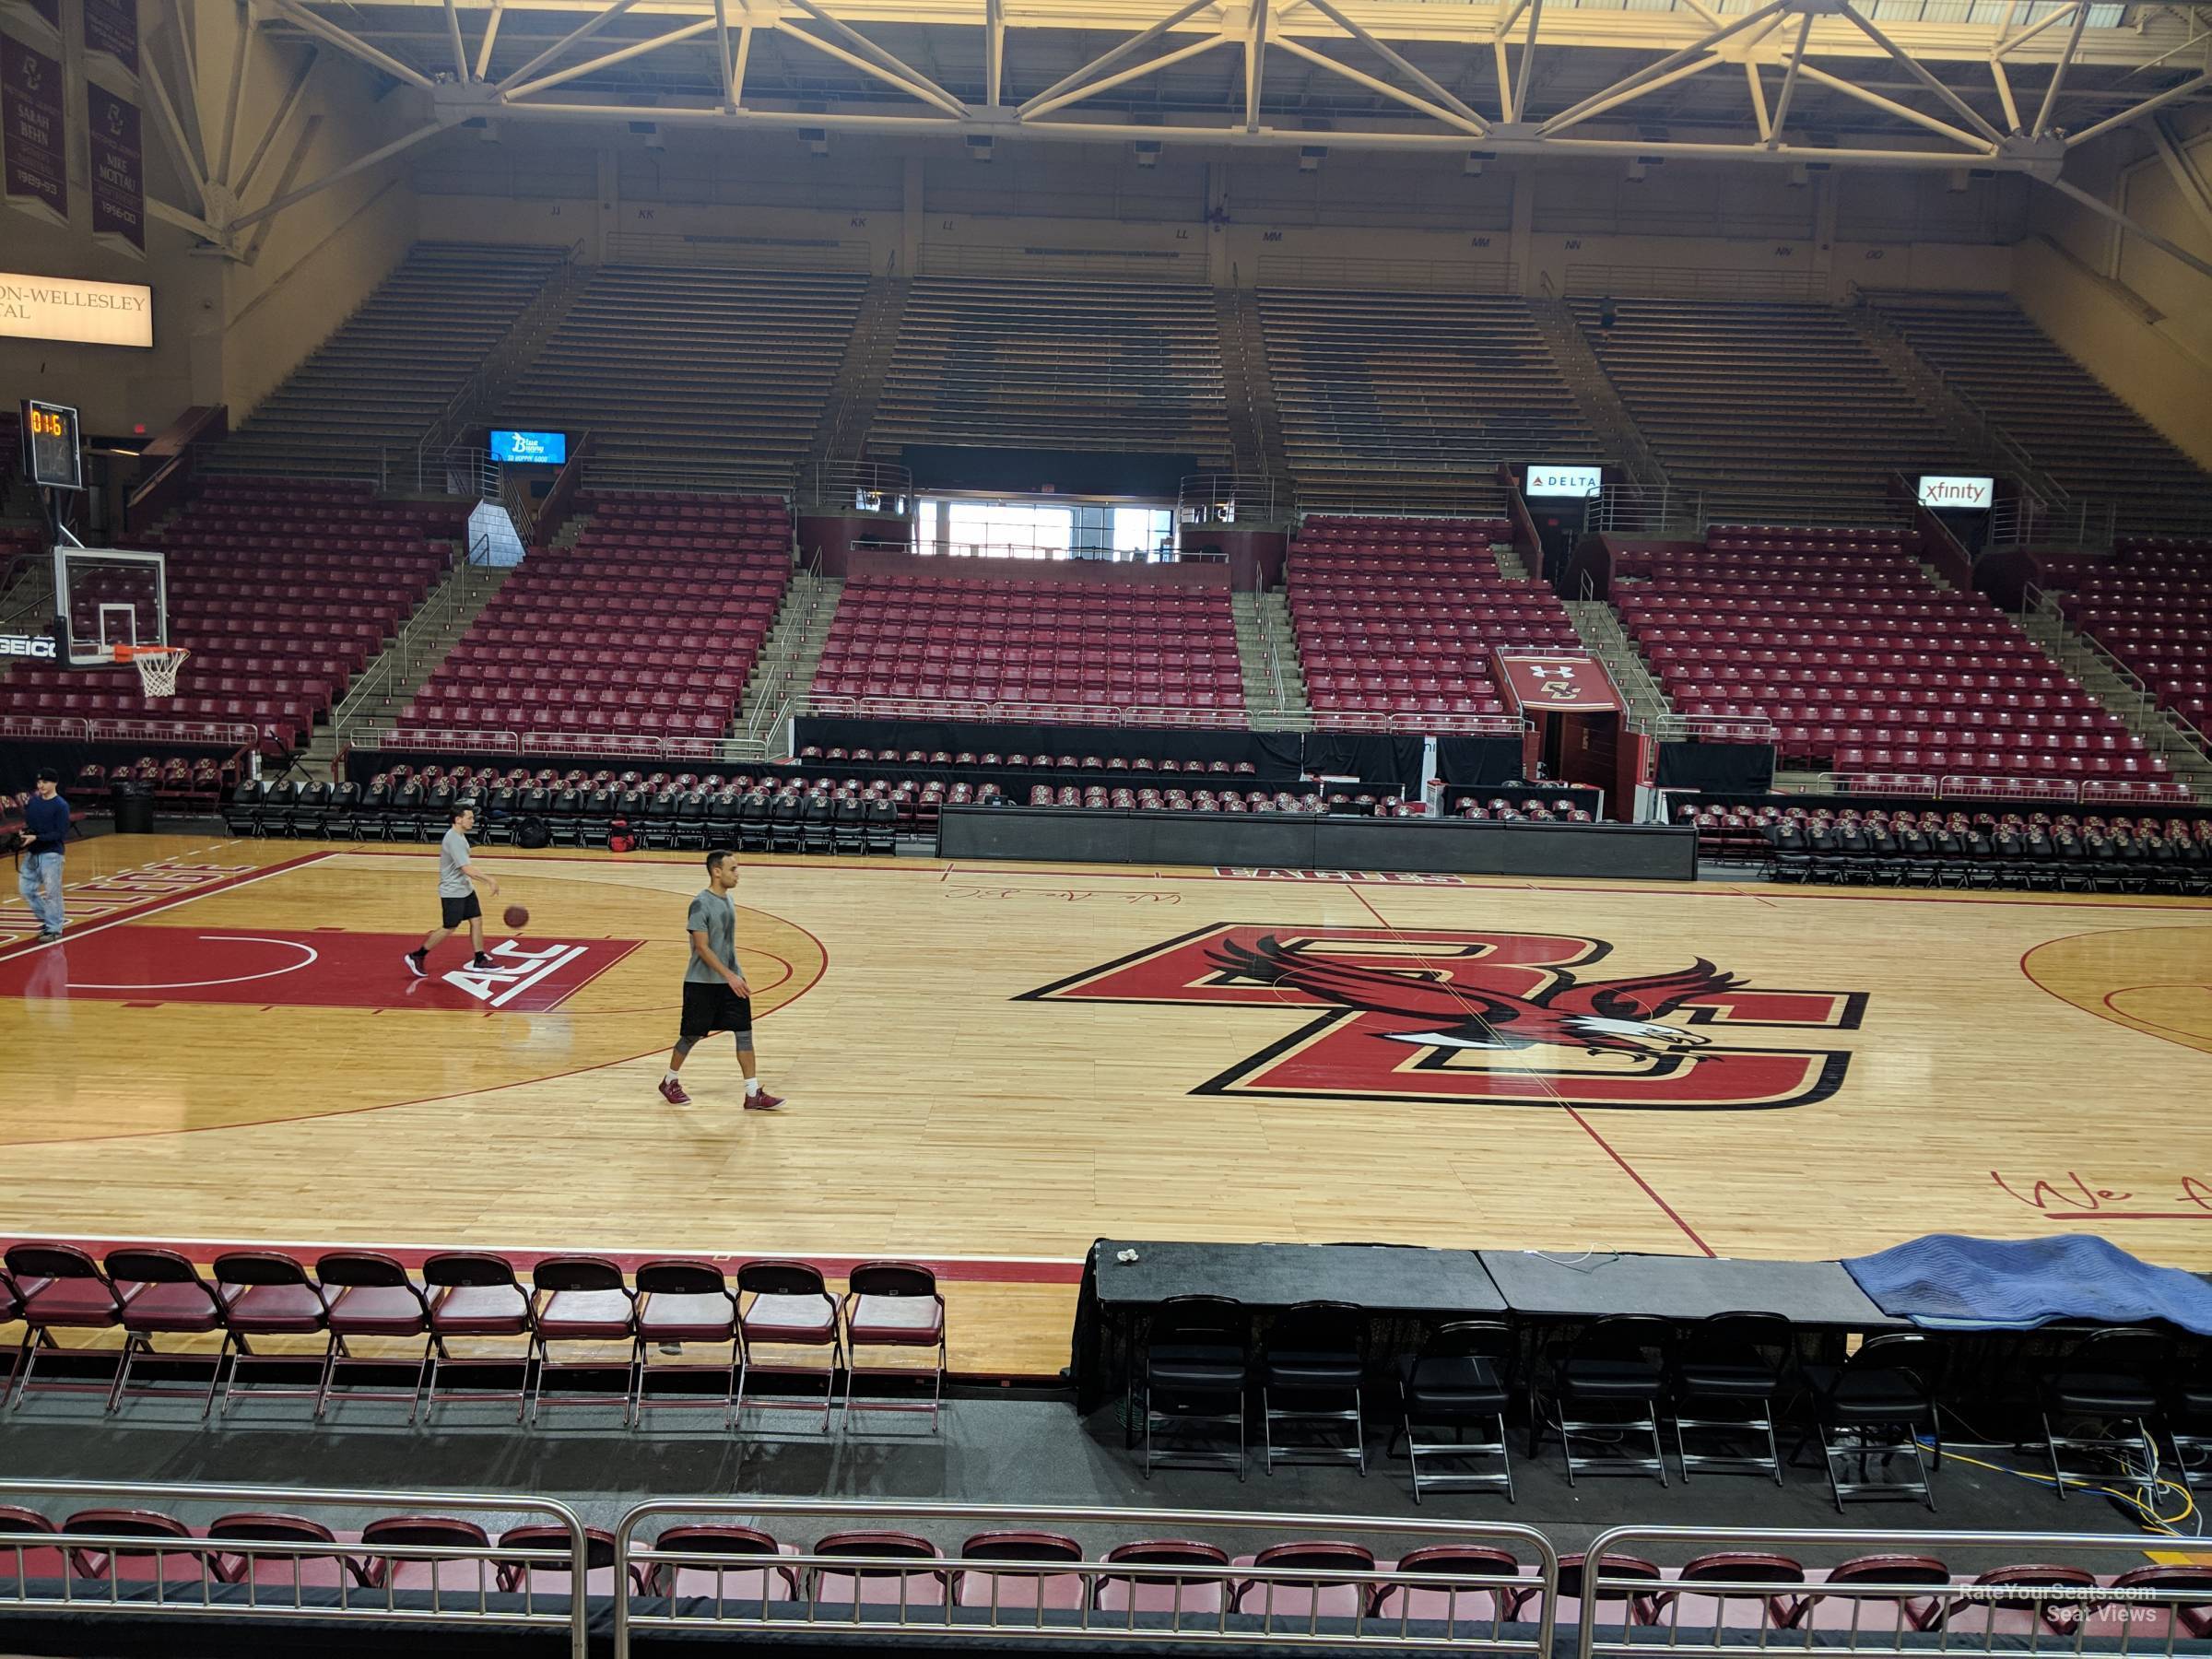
[659,849,784,1110]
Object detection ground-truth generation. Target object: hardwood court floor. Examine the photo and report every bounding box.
[2,832,2208,1374]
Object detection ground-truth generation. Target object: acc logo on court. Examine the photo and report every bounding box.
[1019,924,1865,1112]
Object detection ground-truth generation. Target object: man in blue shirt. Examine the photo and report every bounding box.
[18,769,69,942]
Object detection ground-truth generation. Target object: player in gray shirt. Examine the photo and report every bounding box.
[660,848,784,1110]
[404,805,502,978]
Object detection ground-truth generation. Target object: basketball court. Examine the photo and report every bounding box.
[3,832,2206,1373]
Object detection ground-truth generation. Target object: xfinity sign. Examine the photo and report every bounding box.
[1917,474,1994,511]
[1,632,57,658]
[1526,465,1603,499]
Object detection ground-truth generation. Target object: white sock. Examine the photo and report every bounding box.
[664,1068,680,1085]
[746,1077,760,1096]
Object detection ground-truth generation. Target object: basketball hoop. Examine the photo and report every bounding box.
[113,643,189,699]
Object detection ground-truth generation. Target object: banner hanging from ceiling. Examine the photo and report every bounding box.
[1,34,67,228]
[82,0,139,76]
[87,83,144,255]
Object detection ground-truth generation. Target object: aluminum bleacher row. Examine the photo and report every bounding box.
[2044,537,2212,736]
[866,276,1232,465]
[5,480,463,750]
[1257,289,1598,510]
[205,243,571,479]
[1875,296,2212,529]
[501,265,867,488]
[1614,527,2181,794]
[1288,516,1579,724]
[1684,801,2212,894]
[1569,298,1978,523]
[401,492,791,741]
[811,574,1245,720]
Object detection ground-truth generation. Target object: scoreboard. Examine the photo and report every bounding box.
[20,399,82,491]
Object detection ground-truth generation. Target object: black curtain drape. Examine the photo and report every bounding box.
[1653,741,1775,794]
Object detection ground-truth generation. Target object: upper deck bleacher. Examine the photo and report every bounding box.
[1258,290,1594,512]
[865,277,1231,466]
[1876,295,2212,530]
[501,265,867,491]
[1571,298,1973,524]
[206,243,569,480]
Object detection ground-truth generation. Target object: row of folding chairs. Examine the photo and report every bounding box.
[2,1245,944,1432]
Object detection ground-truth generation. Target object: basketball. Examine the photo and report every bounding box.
[502,903,530,930]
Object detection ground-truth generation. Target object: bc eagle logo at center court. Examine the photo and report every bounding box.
[1019,924,1865,1112]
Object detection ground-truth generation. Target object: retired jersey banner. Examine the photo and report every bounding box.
[87,84,144,255]
[1497,653,1623,714]
[2,35,67,227]
[82,0,139,76]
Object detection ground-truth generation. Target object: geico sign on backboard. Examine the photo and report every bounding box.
[1,632,57,658]
[0,272,153,347]
[1917,474,1994,511]
[1525,464,1603,498]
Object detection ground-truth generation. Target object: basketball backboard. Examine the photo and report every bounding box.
[53,546,166,666]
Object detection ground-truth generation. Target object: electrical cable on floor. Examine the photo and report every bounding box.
[1915,1434,2200,1536]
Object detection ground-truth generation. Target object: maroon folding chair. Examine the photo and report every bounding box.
[213,1252,328,1417]
[1233,1541,1375,1622]
[1093,1539,1231,1618]
[206,1512,347,1594]
[315,1251,433,1422]
[1558,1551,1665,1627]
[631,1259,740,1429]
[60,1508,207,1589]
[952,1531,1086,1612]
[421,1252,535,1421]
[1370,1544,1532,1627]
[6,1243,123,1408]
[350,1515,492,1605]
[839,1262,946,1430]
[1656,1551,1811,1632]
[2109,1565,2212,1640]
[643,1524,799,1604]
[526,1255,635,1426]
[496,1524,631,1599]
[809,1529,947,1613]
[0,1506,65,1593]
[1961,1564,2100,1636]
[735,1260,842,1434]
[1803,1554,1953,1633]
[102,1248,227,1417]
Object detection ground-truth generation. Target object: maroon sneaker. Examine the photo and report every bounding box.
[657,1076,691,1106]
[744,1089,785,1112]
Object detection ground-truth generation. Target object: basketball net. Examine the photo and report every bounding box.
[117,644,189,699]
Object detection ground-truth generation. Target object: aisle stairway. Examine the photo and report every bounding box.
[1231,590,1312,730]
[732,571,841,750]
[2019,596,2212,801]
[316,563,513,765]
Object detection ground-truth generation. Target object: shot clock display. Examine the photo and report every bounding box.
[20,400,82,491]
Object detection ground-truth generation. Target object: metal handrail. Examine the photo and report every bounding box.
[330,558,488,741]
[0,1478,591,1659]
[1180,472,1285,528]
[1579,1523,2212,1659]
[616,1496,1559,1655]
[1651,713,1777,744]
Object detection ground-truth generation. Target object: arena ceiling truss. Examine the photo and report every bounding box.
[155,0,2212,275]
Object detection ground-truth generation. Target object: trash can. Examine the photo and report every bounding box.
[110,779,156,834]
